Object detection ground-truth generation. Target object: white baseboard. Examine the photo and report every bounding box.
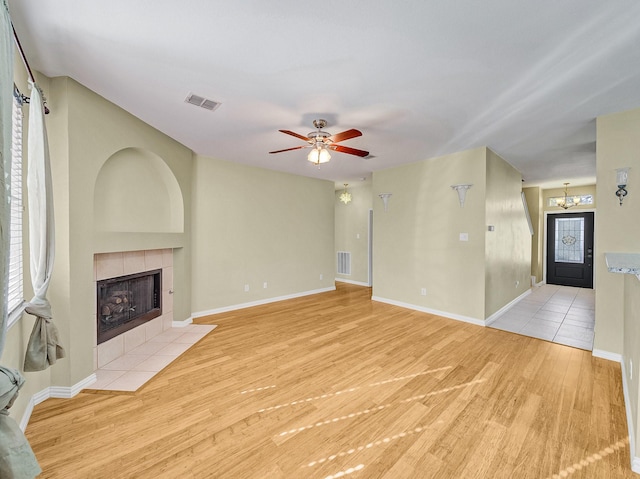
[20,373,97,432]
[620,360,640,473]
[335,278,370,287]
[485,289,532,325]
[371,296,485,327]
[192,286,337,318]
[173,317,193,327]
[19,397,36,432]
[592,349,623,363]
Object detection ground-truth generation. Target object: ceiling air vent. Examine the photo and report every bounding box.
[185,93,221,112]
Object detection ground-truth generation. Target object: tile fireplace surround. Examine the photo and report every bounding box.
[92,249,216,391]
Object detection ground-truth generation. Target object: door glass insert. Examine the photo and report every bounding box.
[554,217,584,263]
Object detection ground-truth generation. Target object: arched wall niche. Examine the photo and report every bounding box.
[93,148,184,233]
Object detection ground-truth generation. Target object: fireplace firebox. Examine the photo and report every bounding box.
[97,269,162,344]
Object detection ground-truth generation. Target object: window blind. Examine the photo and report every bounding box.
[8,98,24,316]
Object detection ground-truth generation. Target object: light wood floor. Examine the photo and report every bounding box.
[27,283,633,478]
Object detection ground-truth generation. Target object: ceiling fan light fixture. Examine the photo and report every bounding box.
[271,119,368,160]
[308,146,331,165]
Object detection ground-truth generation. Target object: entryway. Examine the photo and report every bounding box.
[546,212,594,288]
[489,284,594,350]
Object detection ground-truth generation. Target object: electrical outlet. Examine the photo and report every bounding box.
[320,274,323,280]
[263,282,268,289]
[515,280,520,288]
[459,233,469,241]
[421,288,427,296]
[244,284,249,292]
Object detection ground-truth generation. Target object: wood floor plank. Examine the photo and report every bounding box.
[25,283,634,478]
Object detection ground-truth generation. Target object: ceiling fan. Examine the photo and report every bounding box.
[269,119,369,165]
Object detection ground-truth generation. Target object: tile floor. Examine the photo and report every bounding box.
[489,284,595,350]
[89,324,217,391]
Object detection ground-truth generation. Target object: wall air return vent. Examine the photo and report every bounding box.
[185,92,221,111]
[337,251,351,275]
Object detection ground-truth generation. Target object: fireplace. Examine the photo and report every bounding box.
[97,269,162,344]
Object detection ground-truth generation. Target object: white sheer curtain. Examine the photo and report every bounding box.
[0,0,14,358]
[23,82,65,372]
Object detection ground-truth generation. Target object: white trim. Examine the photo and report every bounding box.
[19,374,97,431]
[530,277,546,288]
[335,278,370,287]
[173,317,193,327]
[192,286,337,318]
[620,360,640,473]
[371,296,485,327]
[368,208,373,287]
[592,349,623,363]
[485,289,531,325]
[19,396,36,432]
[6,302,26,330]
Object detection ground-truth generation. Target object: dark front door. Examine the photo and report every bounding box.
[546,212,594,288]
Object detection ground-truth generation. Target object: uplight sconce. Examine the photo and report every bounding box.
[615,167,630,206]
[451,184,473,208]
[378,193,392,212]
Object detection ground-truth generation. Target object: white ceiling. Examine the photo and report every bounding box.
[8,0,640,189]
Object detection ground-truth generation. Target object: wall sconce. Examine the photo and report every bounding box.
[378,193,392,212]
[451,184,472,207]
[615,167,630,206]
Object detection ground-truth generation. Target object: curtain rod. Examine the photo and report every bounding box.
[11,21,50,114]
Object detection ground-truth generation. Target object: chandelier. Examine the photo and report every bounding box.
[339,184,352,204]
[556,182,580,210]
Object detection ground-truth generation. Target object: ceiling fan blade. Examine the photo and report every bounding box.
[269,146,309,154]
[329,144,370,157]
[279,129,311,142]
[327,129,362,143]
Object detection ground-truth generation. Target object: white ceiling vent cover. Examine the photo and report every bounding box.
[185,93,221,111]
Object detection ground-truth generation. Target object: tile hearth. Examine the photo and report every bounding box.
[89,324,217,392]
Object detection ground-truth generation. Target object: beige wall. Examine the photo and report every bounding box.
[484,149,531,318]
[335,182,372,285]
[523,187,543,283]
[372,147,487,320]
[596,106,640,459]
[190,155,335,313]
[2,74,194,420]
[624,275,640,458]
[94,148,184,233]
[60,77,193,387]
[595,107,640,355]
[372,147,529,322]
